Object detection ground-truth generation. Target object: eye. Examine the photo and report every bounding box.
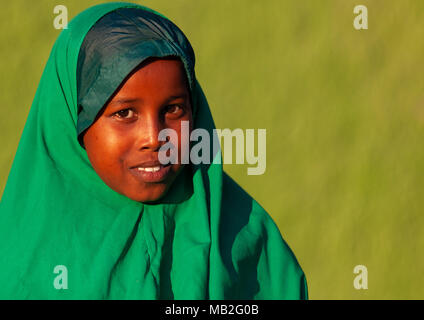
[113,108,136,120]
[165,104,184,118]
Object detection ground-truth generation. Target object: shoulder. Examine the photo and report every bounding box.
[221,171,285,240]
[220,172,308,299]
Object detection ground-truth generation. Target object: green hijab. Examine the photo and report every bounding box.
[0,2,307,299]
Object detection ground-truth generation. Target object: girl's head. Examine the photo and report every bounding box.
[76,7,196,203]
[83,57,192,202]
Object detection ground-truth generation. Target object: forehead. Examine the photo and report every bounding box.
[115,58,189,97]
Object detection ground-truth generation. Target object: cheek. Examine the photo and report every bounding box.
[83,122,131,174]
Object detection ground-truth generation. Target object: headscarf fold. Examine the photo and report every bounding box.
[0,2,307,299]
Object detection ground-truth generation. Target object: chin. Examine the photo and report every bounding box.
[126,185,168,203]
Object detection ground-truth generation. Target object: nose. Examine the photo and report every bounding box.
[136,114,164,151]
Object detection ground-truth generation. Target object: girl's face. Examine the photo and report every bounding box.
[83,58,193,202]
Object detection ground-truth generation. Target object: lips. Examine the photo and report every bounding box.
[129,160,172,183]
[130,160,164,169]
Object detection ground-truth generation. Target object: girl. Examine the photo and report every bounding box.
[0,2,307,299]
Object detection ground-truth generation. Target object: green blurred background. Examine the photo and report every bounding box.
[1,0,424,299]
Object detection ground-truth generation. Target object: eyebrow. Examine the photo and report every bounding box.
[109,94,189,107]
[109,98,142,106]
[164,93,189,104]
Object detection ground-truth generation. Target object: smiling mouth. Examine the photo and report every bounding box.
[129,164,172,183]
[137,166,162,172]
